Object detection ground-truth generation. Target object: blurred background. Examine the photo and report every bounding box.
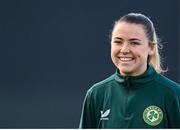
[0,0,179,128]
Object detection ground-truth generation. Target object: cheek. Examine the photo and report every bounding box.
[111,46,118,62]
[138,47,150,59]
[111,46,119,55]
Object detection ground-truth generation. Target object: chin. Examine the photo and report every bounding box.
[119,68,133,76]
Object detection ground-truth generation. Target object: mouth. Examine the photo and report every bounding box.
[118,57,135,62]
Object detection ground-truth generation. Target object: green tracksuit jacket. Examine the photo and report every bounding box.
[79,65,180,128]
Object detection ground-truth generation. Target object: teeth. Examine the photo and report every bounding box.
[120,57,133,61]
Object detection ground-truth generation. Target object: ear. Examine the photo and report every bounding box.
[148,42,156,55]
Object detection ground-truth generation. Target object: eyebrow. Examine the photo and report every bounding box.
[114,37,141,41]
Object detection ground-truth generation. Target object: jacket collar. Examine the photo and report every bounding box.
[114,65,157,87]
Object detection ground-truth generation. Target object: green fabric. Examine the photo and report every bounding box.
[79,65,180,128]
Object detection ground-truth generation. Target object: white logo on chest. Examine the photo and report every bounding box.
[100,109,110,120]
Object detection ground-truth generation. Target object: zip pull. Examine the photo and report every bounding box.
[125,77,130,87]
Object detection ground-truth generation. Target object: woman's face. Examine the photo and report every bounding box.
[111,22,155,76]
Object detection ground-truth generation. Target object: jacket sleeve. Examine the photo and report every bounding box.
[168,93,180,128]
[79,89,97,128]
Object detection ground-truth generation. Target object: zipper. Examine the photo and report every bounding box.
[124,77,131,117]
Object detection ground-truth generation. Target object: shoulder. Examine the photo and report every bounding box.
[155,74,180,95]
[87,74,115,95]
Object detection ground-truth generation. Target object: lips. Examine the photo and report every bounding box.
[118,57,134,62]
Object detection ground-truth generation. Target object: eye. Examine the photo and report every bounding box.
[113,40,123,45]
[130,41,140,46]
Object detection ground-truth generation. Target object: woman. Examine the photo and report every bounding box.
[79,13,180,128]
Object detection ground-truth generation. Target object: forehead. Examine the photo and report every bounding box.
[112,22,147,39]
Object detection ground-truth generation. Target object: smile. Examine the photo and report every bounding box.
[119,57,134,62]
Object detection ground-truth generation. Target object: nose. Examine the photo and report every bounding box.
[120,43,130,53]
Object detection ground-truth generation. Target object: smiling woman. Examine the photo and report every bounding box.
[111,22,155,76]
[79,13,180,128]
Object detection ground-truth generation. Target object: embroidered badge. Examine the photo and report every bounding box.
[143,105,163,126]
